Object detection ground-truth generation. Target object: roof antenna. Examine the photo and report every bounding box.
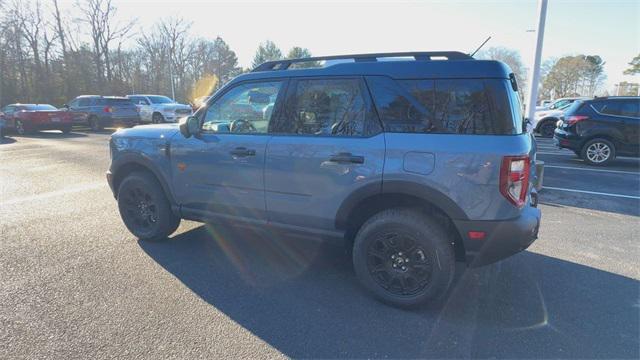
[469,36,492,57]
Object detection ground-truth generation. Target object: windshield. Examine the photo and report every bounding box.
[557,103,573,111]
[147,96,174,104]
[25,104,57,111]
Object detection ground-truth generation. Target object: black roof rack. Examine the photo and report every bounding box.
[252,51,473,72]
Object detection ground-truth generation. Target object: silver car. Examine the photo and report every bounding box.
[126,94,192,124]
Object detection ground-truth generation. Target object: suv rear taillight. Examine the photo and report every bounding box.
[565,115,588,126]
[103,106,113,113]
[500,155,530,208]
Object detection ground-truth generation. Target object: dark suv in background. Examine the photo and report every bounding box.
[64,95,140,131]
[554,96,640,165]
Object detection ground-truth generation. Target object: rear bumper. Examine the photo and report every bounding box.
[100,115,140,127]
[454,205,541,267]
[553,128,581,151]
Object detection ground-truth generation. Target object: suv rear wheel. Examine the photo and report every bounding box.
[117,171,180,241]
[581,138,615,166]
[352,208,455,307]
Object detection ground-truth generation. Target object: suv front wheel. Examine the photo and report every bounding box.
[581,138,616,166]
[117,171,180,241]
[352,208,455,307]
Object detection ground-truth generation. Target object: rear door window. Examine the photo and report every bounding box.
[593,101,622,116]
[129,96,149,105]
[365,76,433,133]
[275,78,380,136]
[619,100,640,118]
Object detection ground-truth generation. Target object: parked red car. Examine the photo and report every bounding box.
[0,104,73,135]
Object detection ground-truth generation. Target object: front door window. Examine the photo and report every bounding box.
[202,81,282,134]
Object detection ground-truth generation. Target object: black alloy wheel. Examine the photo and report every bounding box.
[121,186,160,234]
[367,232,433,296]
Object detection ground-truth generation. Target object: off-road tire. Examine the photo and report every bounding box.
[117,171,180,241]
[352,208,455,308]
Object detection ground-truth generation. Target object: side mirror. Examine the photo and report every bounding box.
[180,116,200,138]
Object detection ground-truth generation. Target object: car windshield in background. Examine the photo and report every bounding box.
[148,96,174,104]
[558,103,573,110]
[26,104,57,111]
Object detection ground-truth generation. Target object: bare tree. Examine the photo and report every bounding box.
[78,0,135,89]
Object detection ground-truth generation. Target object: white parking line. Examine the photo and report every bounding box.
[543,186,640,199]
[537,151,574,156]
[544,165,639,175]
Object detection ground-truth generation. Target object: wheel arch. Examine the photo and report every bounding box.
[111,153,177,208]
[580,134,619,149]
[535,117,559,132]
[336,181,468,261]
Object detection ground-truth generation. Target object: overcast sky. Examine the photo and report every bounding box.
[55,0,640,91]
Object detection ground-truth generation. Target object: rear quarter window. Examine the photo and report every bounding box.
[366,76,519,135]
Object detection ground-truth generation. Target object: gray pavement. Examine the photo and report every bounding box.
[1,130,638,359]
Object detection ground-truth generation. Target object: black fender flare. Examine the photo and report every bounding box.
[334,180,469,230]
[110,152,177,206]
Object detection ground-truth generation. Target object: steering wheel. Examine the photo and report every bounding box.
[229,119,256,133]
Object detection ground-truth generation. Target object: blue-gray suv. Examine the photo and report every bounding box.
[107,52,541,307]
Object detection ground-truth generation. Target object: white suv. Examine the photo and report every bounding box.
[126,95,192,123]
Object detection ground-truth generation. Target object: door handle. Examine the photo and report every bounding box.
[230,147,256,157]
[328,152,365,164]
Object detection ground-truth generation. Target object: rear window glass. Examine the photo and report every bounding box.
[565,100,585,115]
[366,76,519,135]
[97,98,134,106]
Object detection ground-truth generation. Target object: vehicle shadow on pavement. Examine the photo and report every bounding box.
[0,136,17,144]
[139,224,639,359]
[13,131,88,139]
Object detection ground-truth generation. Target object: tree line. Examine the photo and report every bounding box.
[1,0,636,107]
[0,0,312,106]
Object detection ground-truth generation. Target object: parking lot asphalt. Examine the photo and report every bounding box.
[1,130,638,359]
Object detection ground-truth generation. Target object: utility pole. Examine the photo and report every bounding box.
[169,58,176,101]
[526,0,548,121]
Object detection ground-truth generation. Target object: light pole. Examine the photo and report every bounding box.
[169,59,176,101]
[526,0,548,122]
